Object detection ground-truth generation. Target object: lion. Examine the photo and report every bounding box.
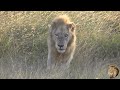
[47,15,76,69]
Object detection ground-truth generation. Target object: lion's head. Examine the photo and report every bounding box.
[49,15,76,53]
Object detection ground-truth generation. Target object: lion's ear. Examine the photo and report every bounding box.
[67,22,76,32]
[51,22,56,29]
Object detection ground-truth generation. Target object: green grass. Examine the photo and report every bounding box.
[0,11,120,79]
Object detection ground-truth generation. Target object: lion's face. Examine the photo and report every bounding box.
[51,23,75,53]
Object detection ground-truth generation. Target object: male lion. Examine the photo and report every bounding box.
[47,15,76,69]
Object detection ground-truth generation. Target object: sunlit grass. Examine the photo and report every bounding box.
[0,11,120,79]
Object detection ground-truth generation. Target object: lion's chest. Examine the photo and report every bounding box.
[53,52,70,64]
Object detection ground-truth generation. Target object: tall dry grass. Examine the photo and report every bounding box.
[0,11,120,79]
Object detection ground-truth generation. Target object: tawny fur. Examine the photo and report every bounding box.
[47,15,76,69]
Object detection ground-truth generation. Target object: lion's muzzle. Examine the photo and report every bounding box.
[56,44,66,53]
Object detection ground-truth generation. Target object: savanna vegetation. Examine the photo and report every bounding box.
[0,11,120,79]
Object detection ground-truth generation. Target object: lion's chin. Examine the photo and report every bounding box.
[57,49,66,53]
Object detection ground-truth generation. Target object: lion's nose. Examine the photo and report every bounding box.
[58,45,64,48]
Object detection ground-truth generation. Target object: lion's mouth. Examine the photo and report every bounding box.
[57,49,65,53]
[59,49,65,50]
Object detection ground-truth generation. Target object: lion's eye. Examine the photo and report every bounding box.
[55,34,58,37]
[65,34,68,37]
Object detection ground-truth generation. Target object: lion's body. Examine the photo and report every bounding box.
[47,15,76,69]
